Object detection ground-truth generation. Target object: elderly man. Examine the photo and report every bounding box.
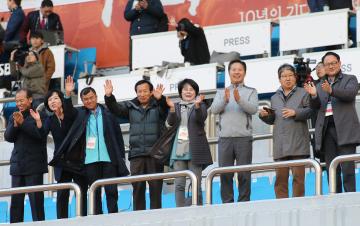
[211,59,258,203]
[5,88,47,223]
[304,51,360,193]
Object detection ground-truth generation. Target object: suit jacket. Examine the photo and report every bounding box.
[4,7,25,42]
[310,72,360,150]
[22,10,63,39]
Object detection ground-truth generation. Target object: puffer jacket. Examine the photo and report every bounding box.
[105,94,168,159]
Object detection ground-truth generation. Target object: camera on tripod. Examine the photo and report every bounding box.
[293,57,316,87]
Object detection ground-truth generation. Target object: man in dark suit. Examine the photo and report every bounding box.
[22,0,63,41]
[4,88,47,223]
[304,51,360,193]
[1,0,25,63]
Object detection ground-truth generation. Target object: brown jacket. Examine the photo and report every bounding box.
[31,45,55,91]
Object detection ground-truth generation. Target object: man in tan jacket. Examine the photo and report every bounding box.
[30,31,55,91]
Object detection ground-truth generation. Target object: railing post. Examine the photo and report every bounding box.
[88,170,198,215]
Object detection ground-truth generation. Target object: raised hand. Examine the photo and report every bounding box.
[282,108,296,118]
[321,80,332,94]
[166,97,175,110]
[195,94,205,108]
[139,0,148,9]
[13,112,24,126]
[304,82,317,96]
[104,80,114,97]
[65,76,75,97]
[153,84,165,100]
[30,109,41,121]
[224,88,230,103]
[233,88,240,103]
[168,16,177,28]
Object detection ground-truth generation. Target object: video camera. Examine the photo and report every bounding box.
[293,57,316,87]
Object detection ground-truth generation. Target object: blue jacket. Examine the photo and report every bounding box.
[4,6,25,42]
[124,0,164,36]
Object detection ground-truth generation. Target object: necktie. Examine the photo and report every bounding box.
[40,17,46,29]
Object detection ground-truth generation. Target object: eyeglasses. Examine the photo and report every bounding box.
[324,61,338,68]
[280,74,295,79]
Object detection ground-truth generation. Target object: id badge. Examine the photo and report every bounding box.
[178,126,189,141]
[86,137,97,149]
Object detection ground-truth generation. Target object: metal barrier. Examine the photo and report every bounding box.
[205,159,322,205]
[88,170,198,215]
[0,160,10,167]
[329,153,360,194]
[0,182,82,216]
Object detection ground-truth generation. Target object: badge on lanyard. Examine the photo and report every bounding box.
[178,126,189,141]
[86,137,97,149]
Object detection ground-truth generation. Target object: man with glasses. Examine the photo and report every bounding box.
[304,51,360,193]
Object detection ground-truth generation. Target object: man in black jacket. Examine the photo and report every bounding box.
[170,17,210,66]
[22,0,63,41]
[50,87,129,215]
[104,79,168,211]
[4,88,47,223]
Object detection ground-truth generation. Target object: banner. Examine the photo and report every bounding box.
[0,0,310,68]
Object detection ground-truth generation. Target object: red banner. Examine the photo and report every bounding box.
[1,0,309,68]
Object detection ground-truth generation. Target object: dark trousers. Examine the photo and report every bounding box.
[10,174,45,223]
[85,162,118,215]
[275,156,306,199]
[130,156,163,210]
[56,170,88,218]
[323,122,356,193]
[218,137,253,203]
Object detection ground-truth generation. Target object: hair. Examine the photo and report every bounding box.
[16,88,32,98]
[176,18,192,32]
[321,51,340,63]
[41,0,53,8]
[277,63,296,79]
[44,90,64,112]
[30,31,44,40]
[178,78,199,98]
[13,0,22,6]
[134,80,154,92]
[228,59,246,73]
[80,87,96,98]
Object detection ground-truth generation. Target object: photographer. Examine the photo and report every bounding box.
[10,50,46,108]
[170,17,210,66]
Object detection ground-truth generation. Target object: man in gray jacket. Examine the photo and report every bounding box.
[211,59,258,202]
[304,52,360,193]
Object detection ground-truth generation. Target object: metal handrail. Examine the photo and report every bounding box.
[328,153,360,194]
[205,159,322,205]
[0,160,10,167]
[88,170,198,215]
[0,182,82,216]
[0,97,15,104]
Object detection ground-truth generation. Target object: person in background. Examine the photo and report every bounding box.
[42,76,87,218]
[104,79,168,211]
[4,88,47,223]
[169,17,210,66]
[210,59,258,203]
[29,31,55,92]
[165,79,212,207]
[307,0,326,12]
[22,0,63,40]
[1,0,25,63]
[304,51,360,193]
[324,0,353,10]
[50,86,129,215]
[10,49,46,108]
[259,64,312,199]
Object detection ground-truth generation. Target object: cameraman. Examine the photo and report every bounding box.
[169,17,210,66]
[10,50,46,108]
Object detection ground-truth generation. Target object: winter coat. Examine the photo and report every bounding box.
[30,44,55,91]
[4,7,25,42]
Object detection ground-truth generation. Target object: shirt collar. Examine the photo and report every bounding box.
[279,86,297,97]
[231,83,244,89]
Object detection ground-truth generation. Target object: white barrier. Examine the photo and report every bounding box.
[132,21,272,69]
[224,55,296,93]
[78,63,218,103]
[204,20,271,57]
[280,9,349,53]
[302,47,360,81]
